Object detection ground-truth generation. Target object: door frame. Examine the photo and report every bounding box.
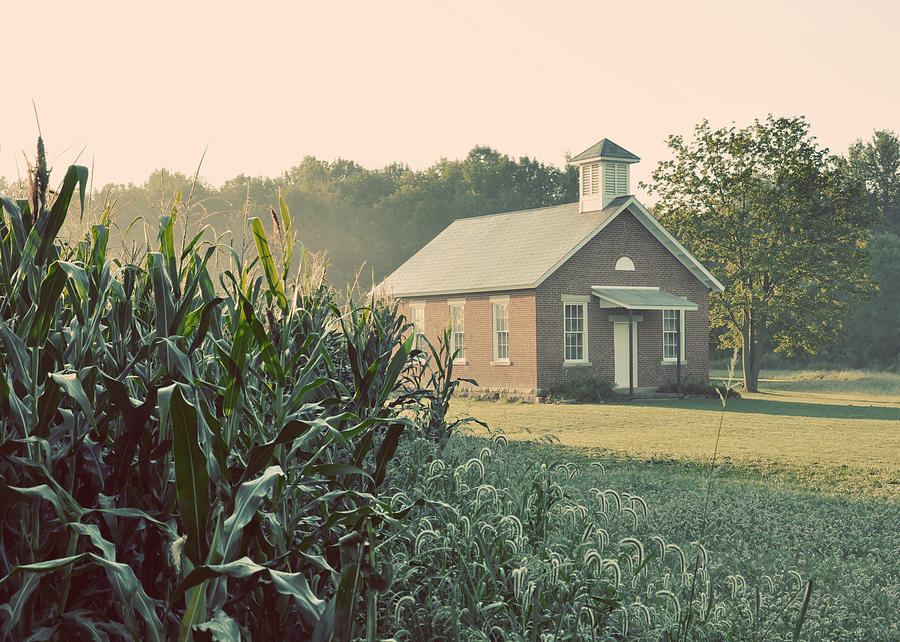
[613,321,638,388]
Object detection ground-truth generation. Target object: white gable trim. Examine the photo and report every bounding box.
[532,196,724,292]
[623,198,725,292]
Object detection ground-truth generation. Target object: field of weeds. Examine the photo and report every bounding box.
[442,373,899,639]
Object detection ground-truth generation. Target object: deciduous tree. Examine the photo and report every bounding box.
[644,116,876,391]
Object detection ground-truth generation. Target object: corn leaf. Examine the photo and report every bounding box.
[194,610,240,641]
[376,333,415,407]
[50,371,96,429]
[373,423,405,489]
[241,297,284,386]
[249,217,287,311]
[0,318,30,386]
[169,384,210,566]
[158,202,180,299]
[36,165,88,266]
[172,558,324,632]
[7,483,82,524]
[172,246,215,336]
[220,466,284,562]
[0,196,27,250]
[188,297,224,355]
[268,568,326,629]
[87,554,164,642]
[57,261,90,300]
[149,253,174,338]
[0,574,39,640]
[278,190,294,281]
[242,419,317,482]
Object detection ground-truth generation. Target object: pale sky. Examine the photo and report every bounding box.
[3,0,898,200]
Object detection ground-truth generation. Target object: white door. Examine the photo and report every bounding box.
[613,322,638,388]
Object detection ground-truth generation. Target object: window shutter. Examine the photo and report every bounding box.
[590,164,599,195]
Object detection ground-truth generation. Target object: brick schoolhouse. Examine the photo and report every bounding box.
[379,139,724,395]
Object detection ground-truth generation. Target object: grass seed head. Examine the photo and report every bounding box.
[622,506,639,529]
[620,537,645,569]
[631,601,652,627]
[602,559,622,587]
[597,528,610,552]
[630,495,648,520]
[415,529,439,556]
[655,589,681,622]
[604,489,622,512]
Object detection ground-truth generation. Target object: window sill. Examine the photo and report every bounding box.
[453,359,468,366]
[563,360,593,368]
[491,360,512,366]
[661,360,687,366]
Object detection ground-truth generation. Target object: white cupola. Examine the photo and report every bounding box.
[569,139,640,212]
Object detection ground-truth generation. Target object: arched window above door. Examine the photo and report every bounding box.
[615,256,635,271]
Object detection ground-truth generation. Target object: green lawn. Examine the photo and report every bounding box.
[451,372,900,498]
[445,371,900,639]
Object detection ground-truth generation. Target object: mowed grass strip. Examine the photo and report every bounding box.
[712,367,900,401]
[451,373,900,498]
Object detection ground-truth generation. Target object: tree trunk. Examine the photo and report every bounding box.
[741,313,761,393]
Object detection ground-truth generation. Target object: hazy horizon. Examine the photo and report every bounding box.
[3,0,899,199]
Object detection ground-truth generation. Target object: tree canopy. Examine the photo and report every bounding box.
[644,116,877,391]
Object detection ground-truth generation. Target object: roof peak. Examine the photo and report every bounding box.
[570,138,640,164]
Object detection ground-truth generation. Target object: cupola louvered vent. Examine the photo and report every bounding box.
[581,163,601,196]
[571,139,639,212]
[604,163,628,197]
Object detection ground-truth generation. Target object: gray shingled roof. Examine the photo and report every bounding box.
[379,198,629,297]
[570,139,640,163]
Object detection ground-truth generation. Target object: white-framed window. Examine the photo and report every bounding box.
[410,304,426,352]
[662,310,686,362]
[449,300,465,363]
[564,302,588,362]
[492,300,509,362]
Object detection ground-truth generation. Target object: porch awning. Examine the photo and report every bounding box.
[591,286,698,311]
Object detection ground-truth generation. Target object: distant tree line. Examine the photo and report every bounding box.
[2,128,897,371]
[6,146,575,293]
[830,131,900,369]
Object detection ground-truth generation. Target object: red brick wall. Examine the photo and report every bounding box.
[535,209,711,391]
[397,290,538,392]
